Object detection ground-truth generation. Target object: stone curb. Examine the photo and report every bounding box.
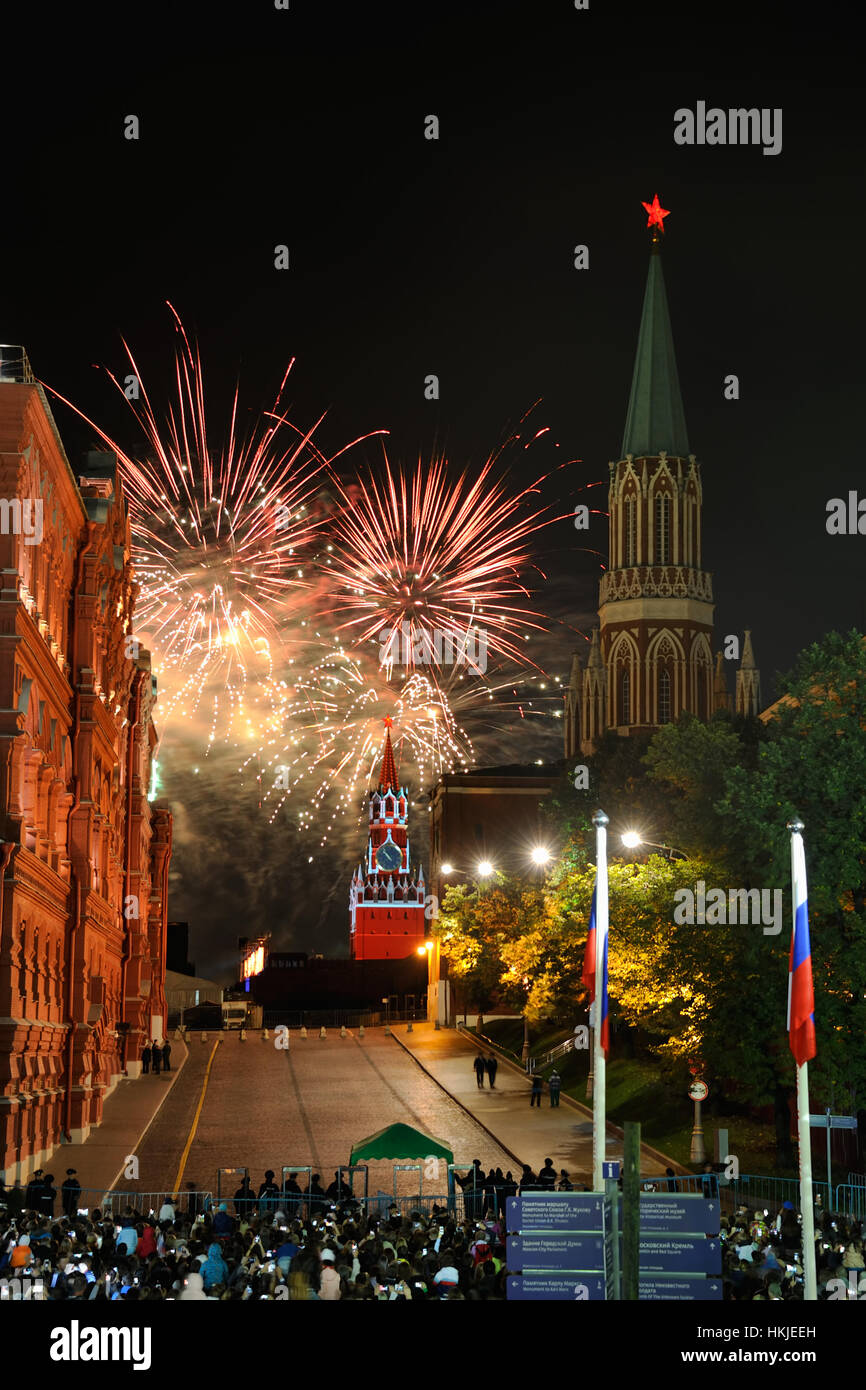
[389,1030,525,1171]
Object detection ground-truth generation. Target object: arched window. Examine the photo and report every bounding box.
[621,669,631,726]
[655,495,670,564]
[624,495,636,565]
[658,669,671,724]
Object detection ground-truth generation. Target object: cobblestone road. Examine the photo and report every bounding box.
[122,1029,517,1200]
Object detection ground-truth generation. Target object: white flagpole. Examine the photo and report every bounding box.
[592,809,609,1192]
[788,818,817,1302]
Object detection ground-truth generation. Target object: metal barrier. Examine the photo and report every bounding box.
[729,1174,831,1213]
[100,1190,214,1218]
[835,1185,866,1220]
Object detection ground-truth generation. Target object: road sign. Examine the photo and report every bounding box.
[507,1274,610,1301]
[508,1233,610,1270]
[602,1161,621,1180]
[688,1080,708,1101]
[809,1114,857,1129]
[507,1194,606,1232]
[627,1235,721,1275]
[639,1275,723,1301]
[638,1194,720,1234]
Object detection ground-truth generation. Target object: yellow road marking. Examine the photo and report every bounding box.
[173,1040,221,1196]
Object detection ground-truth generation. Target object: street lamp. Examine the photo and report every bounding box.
[530,846,551,866]
[621,830,687,861]
[477,860,493,877]
[441,862,454,875]
[521,975,531,1068]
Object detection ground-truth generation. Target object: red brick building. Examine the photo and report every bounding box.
[0,345,172,1178]
[348,719,427,960]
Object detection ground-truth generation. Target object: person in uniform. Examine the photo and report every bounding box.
[141,1042,152,1075]
[151,1041,162,1076]
[162,1040,172,1072]
[61,1169,81,1218]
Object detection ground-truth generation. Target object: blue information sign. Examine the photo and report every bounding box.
[507,1194,606,1232]
[602,1161,621,1180]
[638,1275,723,1301]
[625,1235,721,1275]
[637,1195,720,1234]
[508,1233,610,1270]
[507,1274,609,1301]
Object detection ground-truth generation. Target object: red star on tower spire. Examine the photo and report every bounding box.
[641,193,670,234]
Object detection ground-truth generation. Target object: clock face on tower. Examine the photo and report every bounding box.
[375,839,402,872]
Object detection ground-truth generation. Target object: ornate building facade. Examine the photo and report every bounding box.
[0,346,172,1178]
[565,207,761,759]
[349,719,427,960]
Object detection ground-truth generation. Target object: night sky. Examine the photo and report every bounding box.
[5,4,864,980]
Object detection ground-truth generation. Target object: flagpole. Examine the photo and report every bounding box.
[592,809,609,1191]
[788,817,817,1302]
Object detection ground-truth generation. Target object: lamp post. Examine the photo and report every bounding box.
[521,975,531,1068]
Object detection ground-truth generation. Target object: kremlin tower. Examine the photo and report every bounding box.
[349,719,427,960]
[565,195,761,758]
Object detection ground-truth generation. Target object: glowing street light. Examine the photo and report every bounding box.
[621,830,686,861]
[531,846,552,865]
[441,862,454,875]
[477,860,493,878]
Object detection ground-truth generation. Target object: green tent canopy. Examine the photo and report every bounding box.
[349,1123,454,1166]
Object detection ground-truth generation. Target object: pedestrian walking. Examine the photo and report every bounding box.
[548,1069,561,1106]
[485,1053,498,1089]
[162,1040,171,1072]
[61,1169,81,1218]
[530,1073,543,1107]
[151,1041,162,1075]
[141,1043,151,1075]
[473,1054,486,1089]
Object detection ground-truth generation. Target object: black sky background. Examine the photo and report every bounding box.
[4,3,865,980]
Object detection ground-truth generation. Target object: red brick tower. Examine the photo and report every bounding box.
[349,719,426,960]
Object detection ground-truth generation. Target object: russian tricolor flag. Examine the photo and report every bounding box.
[582,883,609,1056]
[787,831,816,1067]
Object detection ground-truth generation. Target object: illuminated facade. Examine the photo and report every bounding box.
[564,211,761,758]
[0,348,172,1177]
[349,719,427,960]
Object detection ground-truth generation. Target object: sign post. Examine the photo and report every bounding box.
[808,1110,858,1193]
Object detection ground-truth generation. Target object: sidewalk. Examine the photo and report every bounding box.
[393,1022,681,1182]
[23,1036,190,1199]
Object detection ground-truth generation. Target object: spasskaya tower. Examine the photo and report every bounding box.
[349,719,427,960]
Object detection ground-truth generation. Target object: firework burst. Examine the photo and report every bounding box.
[47,305,381,746]
[323,441,560,678]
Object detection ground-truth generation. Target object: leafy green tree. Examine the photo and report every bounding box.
[719,630,866,1115]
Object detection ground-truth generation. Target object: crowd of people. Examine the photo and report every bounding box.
[141,1040,172,1076]
[4,1166,863,1301]
[721,1198,865,1301]
[0,1184,514,1300]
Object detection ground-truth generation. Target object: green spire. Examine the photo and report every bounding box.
[621,240,689,459]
